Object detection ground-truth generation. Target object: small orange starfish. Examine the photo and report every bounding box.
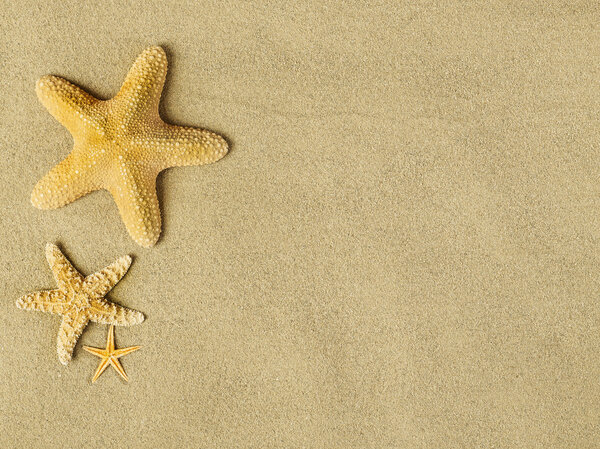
[83,325,141,382]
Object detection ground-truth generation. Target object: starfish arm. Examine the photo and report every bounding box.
[36,75,105,136]
[88,298,145,326]
[113,46,167,120]
[57,312,90,365]
[107,324,115,352]
[83,255,132,297]
[45,243,84,290]
[90,357,111,383]
[15,290,68,315]
[83,346,108,358]
[109,357,129,381]
[142,124,228,170]
[107,166,161,247]
[113,345,141,358]
[31,151,101,209]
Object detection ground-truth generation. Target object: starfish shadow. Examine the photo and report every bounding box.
[155,170,168,246]
[153,43,233,246]
[158,43,233,139]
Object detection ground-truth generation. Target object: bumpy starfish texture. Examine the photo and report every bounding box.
[16,243,144,365]
[83,325,140,382]
[32,46,228,247]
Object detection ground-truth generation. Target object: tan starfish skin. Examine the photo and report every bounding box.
[16,243,144,365]
[83,325,140,382]
[31,46,228,247]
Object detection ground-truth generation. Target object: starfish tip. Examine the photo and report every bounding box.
[30,187,47,210]
[45,242,58,254]
[30,196,41,209]
[35,75,58,99]
[145,45,166,57]
[137,235,159,249]
[218,137,230,157]
[35,75,49,91]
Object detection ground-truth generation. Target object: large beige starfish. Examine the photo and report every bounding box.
[16,243,144,365]
[32,46,228,247]
[83,325,141,383]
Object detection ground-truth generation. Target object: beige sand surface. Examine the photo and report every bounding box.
[1,1,599,448]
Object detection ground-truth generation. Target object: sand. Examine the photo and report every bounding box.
[1,1,599,448]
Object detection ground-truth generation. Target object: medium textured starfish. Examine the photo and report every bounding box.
[83,325,141,382]
[32,46,228,247]
[16,243,144,365]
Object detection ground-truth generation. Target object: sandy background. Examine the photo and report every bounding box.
[1,1,599,447]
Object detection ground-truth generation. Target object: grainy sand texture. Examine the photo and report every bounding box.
[1,1,599,448]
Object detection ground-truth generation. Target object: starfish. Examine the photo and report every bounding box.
[83,325,140,382]
[16,243,144,365]
[31,46,228,247]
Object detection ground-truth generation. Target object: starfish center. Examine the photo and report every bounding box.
[68,291,91,311]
